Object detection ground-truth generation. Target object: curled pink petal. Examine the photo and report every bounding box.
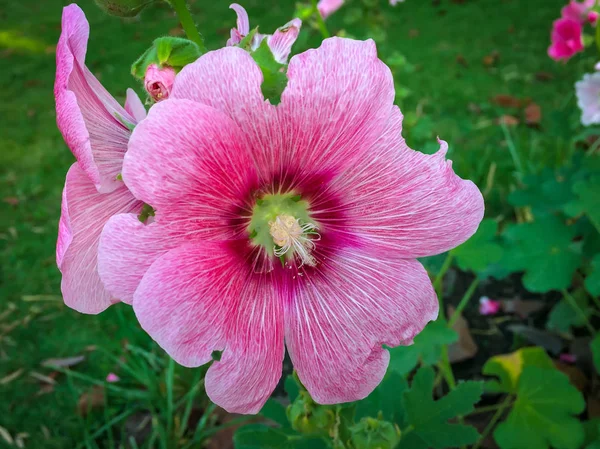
[57,163,142,314]
[548,17,584,61]
[267,18,302,64]
[318,0,344,19]
[55,4,138,193]
[479,296,502,316]
[229,3,250,38]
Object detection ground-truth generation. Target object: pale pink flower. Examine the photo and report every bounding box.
[98,39,484,414]
[562,0,598,24]
[576,72,600,125]
[479,296,501,316]
[106,373,120,382]
[317,0,344,19]
[548,17,584,61]
[227,3,301,64]
[144,64,176,102]
[594,61,600,70]
[55,4,144,313]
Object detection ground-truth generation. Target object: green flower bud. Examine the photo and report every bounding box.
[350,417,400,449]
[287,391,335,437]
[131,37,202,79]
[94,0,159,17]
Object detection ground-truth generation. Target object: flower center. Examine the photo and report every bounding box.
[248,193,319,267]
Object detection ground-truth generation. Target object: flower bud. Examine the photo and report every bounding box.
[144,64,176,101]
[350,417,400,449]
[287,391,335,436]
[131,37,202,79]
[93,0,157,17]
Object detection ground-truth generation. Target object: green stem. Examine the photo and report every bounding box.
[468,401,514,416]
[438,345,456,390]
[170,0,207,53]
[562,289,596,335]
[433,253,454,310]
[471,396,513,449]
[500,121,524,180]
[448,278,480,327]
[166,358,175,437]
[311,0,331,38]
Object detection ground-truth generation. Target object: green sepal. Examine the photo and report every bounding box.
[131,37,202,79]
[251,39,288,105]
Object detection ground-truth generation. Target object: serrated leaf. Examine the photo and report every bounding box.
[451,219,503,273]
[493,366,585,449]
[355,371,408,425]
[500,216,582,292]
[482,347,554,393]
[260,399,289,428]
[400,367,482,449]
[388,321,457,375]
[547,289,591,333]
[251,39,287,105]
[568,176,600,229]
[587,254,600,297]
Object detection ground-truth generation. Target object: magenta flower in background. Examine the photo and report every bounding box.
[55,4,144,313]
[479,296,501,316]
[98,39,484,413]
[548,17,584,61]
[144,64,176,102]
[317,0,344,19]
[227,3,302,64]
[106,373,121,383]
[576,72,600,125]
[562,0,598,25]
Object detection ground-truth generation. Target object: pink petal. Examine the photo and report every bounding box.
[267,18,302,64]
[122,99,258,223]
[106,373,120,382]
[125,88,147,122]
[57,163,142,313]
[133,241,284,414]
[285,250,438,404]
[317,0,344,19]
[276,38,395,179]
[230,3,250,36]
[98,214,189,304]
[314,107,484,258]
[55,4,136,193]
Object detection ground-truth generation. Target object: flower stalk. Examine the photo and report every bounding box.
[169,0,207,53]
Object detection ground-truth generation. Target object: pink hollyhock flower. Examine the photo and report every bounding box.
[98,39,484,414]
[562,0,598,24]
[548,18,584,61]
[227,3,301,64]
[106,373,120,383]
[479,296,501,316]
[576,72,600,125]
[144,64,176,102]
[55,4,144,313]
[317,0,344,19]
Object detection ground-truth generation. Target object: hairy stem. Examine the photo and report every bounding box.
[311,0,331,38]
[170,0,207,53]
[471,396,513,449]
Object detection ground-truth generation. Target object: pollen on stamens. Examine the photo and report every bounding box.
[268,214,319,267]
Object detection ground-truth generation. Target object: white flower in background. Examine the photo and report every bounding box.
[576,73,600,125]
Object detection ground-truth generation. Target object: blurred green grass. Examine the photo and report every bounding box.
[0,0,588,446]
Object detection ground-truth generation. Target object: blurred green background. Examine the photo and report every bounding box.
[0,0,587,447]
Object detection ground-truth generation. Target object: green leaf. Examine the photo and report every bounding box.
[251,39,288,105]
[260,399,290,428]
[508,169,575,217]
[591,334,600,374]
[131,37,201,78]
[400,367,483,449]
[500,216,582,292]
[547,290,591,334]
[355,371,408,425]
[566,176,600,229]
[587,254,600,297]
[234,424,327,449]
[285,375,300,403]
[493,366,585,449]
[451,219,503,274]
[482,347,554,393]
[388,320,457,375]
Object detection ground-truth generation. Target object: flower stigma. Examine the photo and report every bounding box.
[248,193,320,268]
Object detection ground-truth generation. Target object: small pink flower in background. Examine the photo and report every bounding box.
[548,17,584,61]
[479,296,501,315]
[562,0,598,24]
[576,72,600,125]
[144,64,176,102]
[227,3,302,64]
[559,353,577,364]
[98,39,484,413]
[55,4,144,314]
[595,61,600,70]
[106,373,120,383]
[390,0,406,5]
[317,0,344,19]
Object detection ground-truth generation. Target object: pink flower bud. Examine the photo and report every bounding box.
[479,296,501,316]
[144,64,176,102]
[106,373,120,383]
[589,11,599,25]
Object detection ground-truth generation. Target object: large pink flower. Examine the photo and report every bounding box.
[548,17,584,61]
[98,40,484,413]
[55,4,145,313]
[227,3,301,64]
